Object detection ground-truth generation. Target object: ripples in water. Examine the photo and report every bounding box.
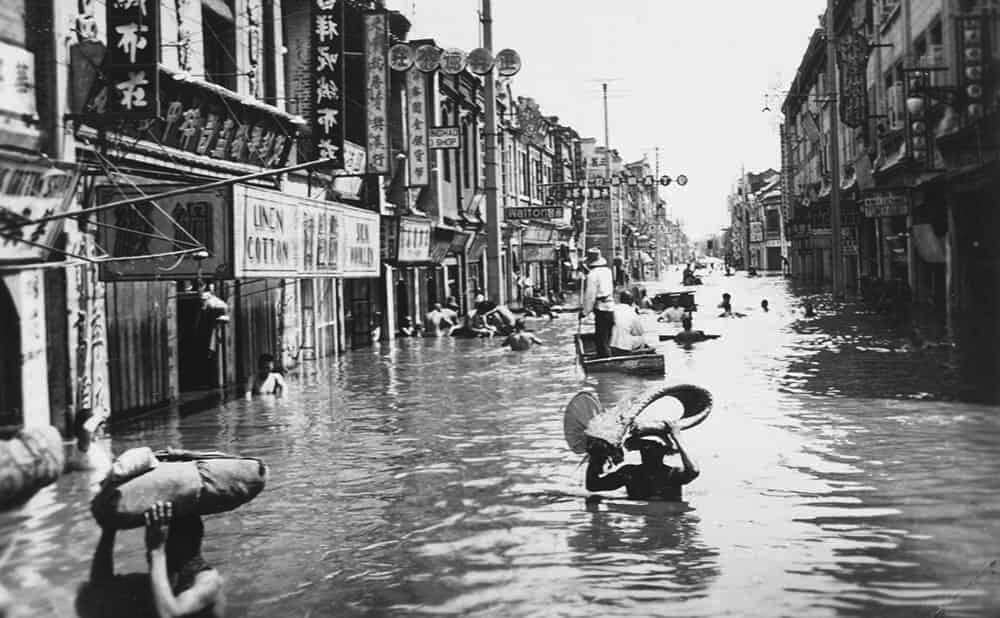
[2,272,1000,617]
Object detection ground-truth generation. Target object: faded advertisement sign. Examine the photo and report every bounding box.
[0,156,79,262]
[97,184,233,280]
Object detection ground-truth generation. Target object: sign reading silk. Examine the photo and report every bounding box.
[364,11,390,174]
[312,0,345,168]
[106,0,160,117]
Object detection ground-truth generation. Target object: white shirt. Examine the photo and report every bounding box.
[582,259,614,313]
[610,303,645,351]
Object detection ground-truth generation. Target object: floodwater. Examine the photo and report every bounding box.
[3,270,1000,617]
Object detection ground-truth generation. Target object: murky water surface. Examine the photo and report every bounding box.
[3,271,1000,617]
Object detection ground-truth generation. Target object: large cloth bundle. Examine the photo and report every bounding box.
[563,384,713,457]
[0,425,64,509]
[92,448,267,529]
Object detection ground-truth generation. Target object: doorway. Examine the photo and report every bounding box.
[0,281,21,429]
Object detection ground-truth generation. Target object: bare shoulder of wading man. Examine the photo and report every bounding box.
[145,502,225,618]
[586,420,700,501]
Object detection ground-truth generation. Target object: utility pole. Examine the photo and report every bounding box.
[602,82,614,262]
[826,0,844,298]
[481,0,503,303]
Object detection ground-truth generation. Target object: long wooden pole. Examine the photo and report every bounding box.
[826,0,844,297]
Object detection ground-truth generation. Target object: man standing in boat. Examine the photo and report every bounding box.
[580,247,615,358]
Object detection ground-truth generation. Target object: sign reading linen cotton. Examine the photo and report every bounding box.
[233,185,299,277]
[364,11,390,174]
[406,68,430,186]
[105,0,160,117]
[311,0,345,168]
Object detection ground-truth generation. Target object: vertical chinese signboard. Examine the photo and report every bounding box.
[835,26,869,129]
[364,11,390,174]
[312,0,345,168]
[106,0,160,117]
[406,68,430,186]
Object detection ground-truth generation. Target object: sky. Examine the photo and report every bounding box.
[385,0,828,239]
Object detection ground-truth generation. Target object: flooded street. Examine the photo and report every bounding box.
[3,271,1000,617]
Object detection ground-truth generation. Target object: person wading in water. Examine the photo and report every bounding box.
[585,419,699,501]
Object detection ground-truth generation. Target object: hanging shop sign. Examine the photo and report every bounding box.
[466,48,494,75]
[467,233,487,261]
[495,49,522,77]
[957,16,989,119]
[0,156,79,263]
[106,0,160,117]
[861,190,910,218]
[428,126,461,149]
[311,0,345,167]
[380,216,397,262]
[96,183,233,280]
[414,44,442,72]
[0,42,36,119]
[586,198,611,235]
[406,68,430,186]
[750,221,764,243]
[388,43,414,72]
[233,185,299,277]
[439,48,467,75]
[836,25,870,129]
[396,216,432,263]
[333,140,367,199]
[429,227,455,263]
[521,244,555,262]
[505,206,564,220]
[364,11,390,174]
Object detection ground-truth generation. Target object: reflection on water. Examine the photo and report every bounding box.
[2,271,999,617]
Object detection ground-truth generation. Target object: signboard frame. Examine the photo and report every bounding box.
[428,126,461,150]
[505,206,564,220]
[96,183,232,281]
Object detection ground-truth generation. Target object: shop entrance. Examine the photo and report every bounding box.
[0,281,21,428]
[176,284,228,392]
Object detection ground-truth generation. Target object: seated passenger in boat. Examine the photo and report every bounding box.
[610,292,655,356]
[585,419,699,501]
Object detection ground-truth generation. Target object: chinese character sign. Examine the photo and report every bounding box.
[312,0,345,168]
[364,12,389,174]
[835,26,870,129]
[406,68,430,186]
[106,0,159,116]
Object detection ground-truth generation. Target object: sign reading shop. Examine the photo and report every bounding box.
[105,0,160,117]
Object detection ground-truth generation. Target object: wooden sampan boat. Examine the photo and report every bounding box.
[574,332,665,376]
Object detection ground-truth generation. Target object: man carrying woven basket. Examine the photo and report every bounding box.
[585,416,700,501]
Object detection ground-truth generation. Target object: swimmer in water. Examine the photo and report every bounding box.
[761,299,769,312]
[501,318,543,351]
[671,315,720,346]
[244,354,286,399]
[586,418,699,501]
